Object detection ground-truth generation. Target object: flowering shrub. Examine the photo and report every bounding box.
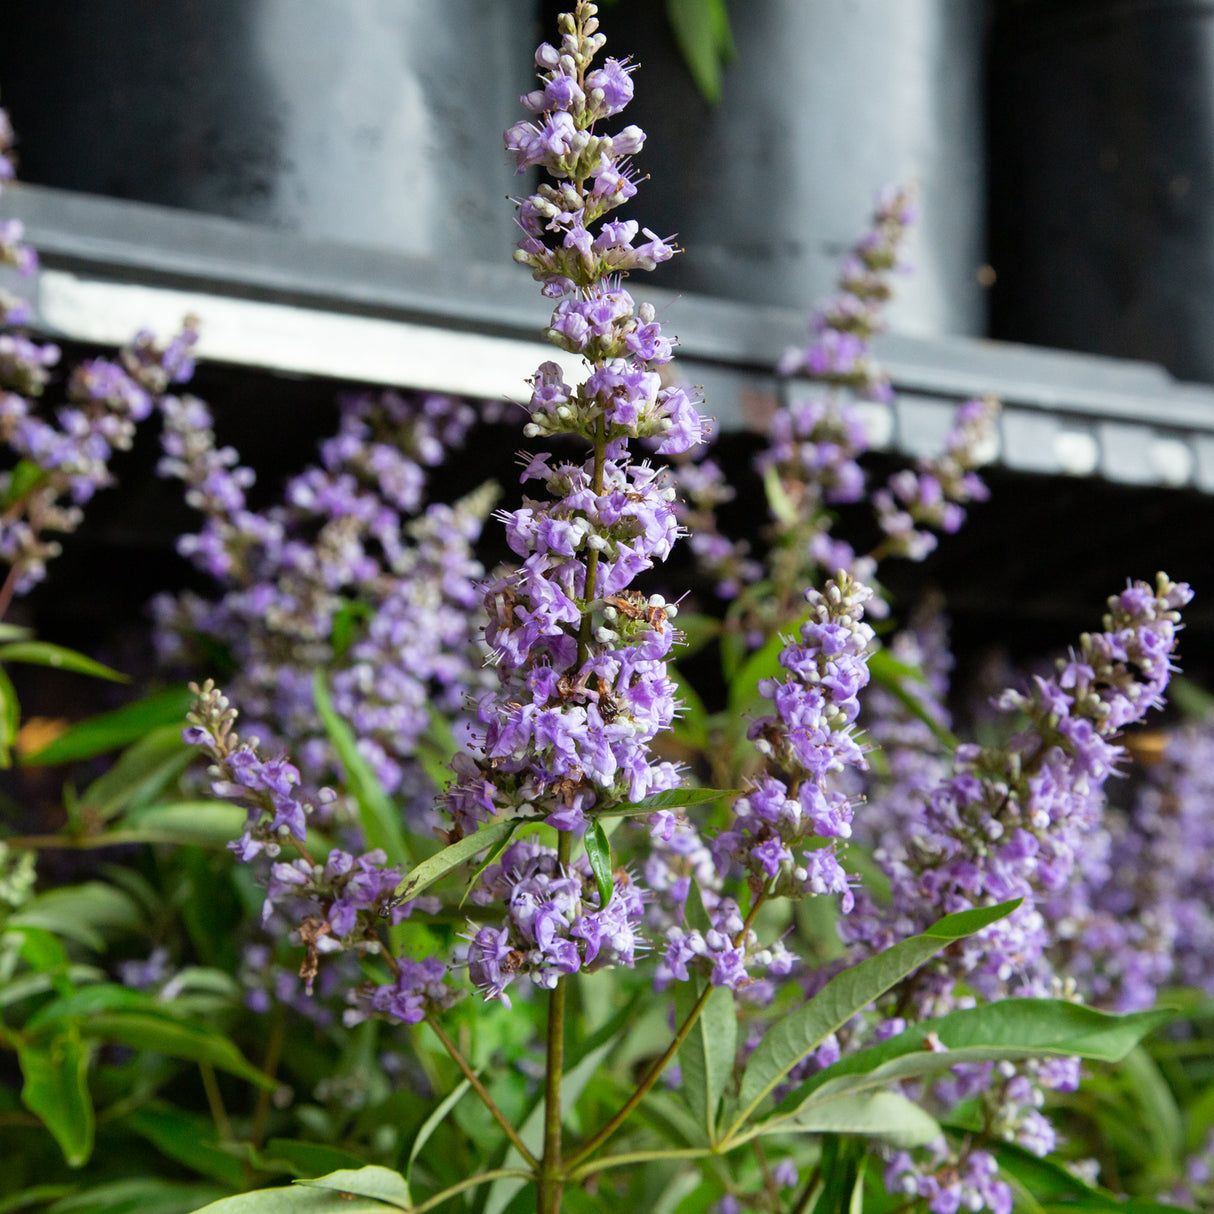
[0,6,1212,1214]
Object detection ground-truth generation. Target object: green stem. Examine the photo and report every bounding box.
[426,1018,539,1170]
[199,1061,234,1144]
[251,1007,286,1150]
[567,1146,714,1183]
[538,830,574,1214]
[568,894,768,1169]
[409,1169,534,1214]
[789,1163,821,1214]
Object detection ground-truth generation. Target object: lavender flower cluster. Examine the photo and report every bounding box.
[156,387,493,801]
[825,574,1192,1210]
[465,837,646,1006]
[0,110,202,601]
[184,680,452,1026]
[1048,714,1214,1012]
[716,574,873,909]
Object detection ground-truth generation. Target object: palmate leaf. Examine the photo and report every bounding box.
[766,998,1172,1127]
[722,900,1021,1138]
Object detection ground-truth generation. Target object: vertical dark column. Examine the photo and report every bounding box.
[603,0,988,336]
[989,0,1214,383]
[0,0,539,262]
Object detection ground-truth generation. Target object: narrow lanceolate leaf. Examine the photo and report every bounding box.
[74,1012,275,1089]
[295,1167,411,1209]
[18,1029,95,1167]
[0,642,128,683]
[313,671,409,868]
[866,647,958,751]
[45,1180,226,1214]
[676,879,737,1143]
[769,999,1172,1126]
[741,1090,939,1149]
[394,817,519,902]
[600,786,738,818]
[725,900,1020,1137]
[21,685,194,766]
[585,820,614,908]
[76,724,193,824]
[727,609,801,716]
[0,661,19,766]
[191,1188,394,1214]
[676,977,736,1144]
[406,1078,472,1185]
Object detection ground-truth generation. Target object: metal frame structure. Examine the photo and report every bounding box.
[9,182,1214,494]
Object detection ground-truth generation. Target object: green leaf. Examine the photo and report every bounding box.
[26,982,152,1027]
[394,817,520,902]
[76,724,193,824]
[11,883,143,951]
[760,463,800,527]
[673,612,721,660]
[727,607,813,716]
[46,1181,226,1214]
[750,1091,939,1149]
[866,647,958,751]
[406,1078,472,1185]
[676,979,735,1144]
[665,0,734,104]
[295,1168,411,1209]
[771,999,1172,1124]
[18,1028,94,1167]
[257,1142,371,1180]
[120,801,332,854]
[75,1012,274,1088]
[0,642,128,683]
[313,671,408,868]
[675,881,736,1144]
[725,900,1021,1136]
[13,925,71,975]
[667,664,710,751]
[0,1187,77,1214]
[329,599,374,661]
[22,686,194,766]
[1117,1045,1183,1169]
[0,662,19,767]
[175,1188,388,1214]
[814,1136,864,1214]
[122,1106,247,1189]
[1,459,48,511]
[585,820,613,909]
[600,786,737,819]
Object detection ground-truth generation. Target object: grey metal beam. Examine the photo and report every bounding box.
[8,182,1214,489]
